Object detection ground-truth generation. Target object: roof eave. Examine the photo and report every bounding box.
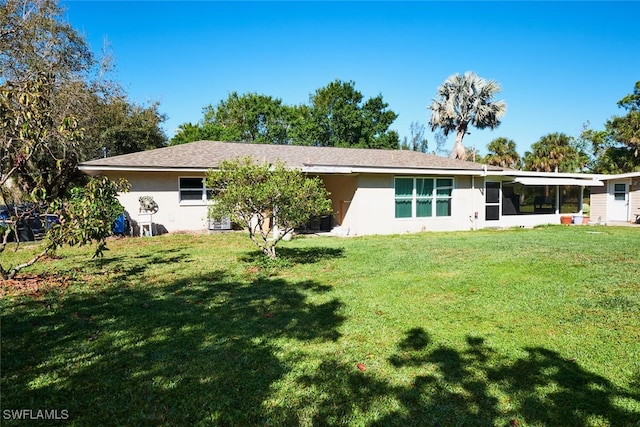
[78,165,212,174]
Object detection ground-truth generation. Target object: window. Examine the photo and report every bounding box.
[179,177,211,204]
[394,177,453,218]
[614,183,626,201]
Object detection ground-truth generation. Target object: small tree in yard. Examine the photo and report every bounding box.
[0,176,129,280]
[207,157,332,259]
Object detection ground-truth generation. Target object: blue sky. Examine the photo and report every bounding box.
[62,1,639,156]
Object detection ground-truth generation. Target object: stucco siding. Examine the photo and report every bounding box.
[100,169,605,236]
[104,171,209,233]
[340,174,477,236]
[318,175,358,228]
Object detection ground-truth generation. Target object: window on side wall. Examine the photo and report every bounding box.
[179,177,211,205]
[394,177,453,219]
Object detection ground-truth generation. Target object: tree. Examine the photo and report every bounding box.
[0,176,129,279]
[0,0,147,278]
[485,137,522,169]
[0,0,93,85]
[1,0,92,200]
[400,121,429,152]
[206,92,291,144]
[87,96,167,157]
[170,122,220,146]
[305,79,399,149]
[207,157,332,259]
[171,81,400,149]
[433,130,449,156]
[606,81,640,157]
[428,72,506,160]
[577,83,640,173]
[580,125,640,173]
[523,132,585,173]
[171,92,291,146]
[465,145,482,163]
[2,0,167,161]
[1,72,83,203]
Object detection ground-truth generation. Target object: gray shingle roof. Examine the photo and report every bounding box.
[80,140,503,172]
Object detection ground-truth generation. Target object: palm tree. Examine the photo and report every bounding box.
[428,72,507,160]
[485,137,522,169]
[524,132,581,173]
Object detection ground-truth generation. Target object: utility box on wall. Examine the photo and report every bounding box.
[208,217,231,231]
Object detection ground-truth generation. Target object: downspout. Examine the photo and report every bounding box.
[471,175,476,230]
[474,165,488,231]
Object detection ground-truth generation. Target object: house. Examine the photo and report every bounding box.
[591,172,640,224]
[79,141,629,236]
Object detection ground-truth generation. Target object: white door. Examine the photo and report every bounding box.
[609,181,629,221]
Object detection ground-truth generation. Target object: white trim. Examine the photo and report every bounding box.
[178,176,211,206]
[511,177,603,187]
[79,165,211,174]
[596,171,640,180]
[349,167,486,176]
[79,164,492,177]
[496,170,601,179]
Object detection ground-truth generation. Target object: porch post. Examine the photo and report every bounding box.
[578,187,584,214]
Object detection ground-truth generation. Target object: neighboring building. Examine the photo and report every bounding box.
[591,172,640,225]
[79,141,622,236]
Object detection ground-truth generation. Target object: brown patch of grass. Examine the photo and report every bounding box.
[0,273,70,298]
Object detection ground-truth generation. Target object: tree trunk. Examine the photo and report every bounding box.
[449,128,467,160]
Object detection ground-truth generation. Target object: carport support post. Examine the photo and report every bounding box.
[579,186,584,214]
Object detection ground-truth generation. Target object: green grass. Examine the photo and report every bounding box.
[2,226,640,426]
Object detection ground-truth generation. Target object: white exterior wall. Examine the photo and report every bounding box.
[591,176,640,224]
[632,177,640,222]
[103,170,601,236]
[104,171,210,233]
[606,178,633,222]
[340,174,480,236]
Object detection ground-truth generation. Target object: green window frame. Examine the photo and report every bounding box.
[435,178,453,217]
[395,178,413,218]
[394,177,453,218]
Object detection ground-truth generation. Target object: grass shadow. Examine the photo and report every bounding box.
[384,329,639,425]
[275,327,640,426]
[276,246,345,264]
[238,246,345,268]
[1,270,345,425]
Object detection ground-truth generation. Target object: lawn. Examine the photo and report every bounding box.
[1,226,639,426]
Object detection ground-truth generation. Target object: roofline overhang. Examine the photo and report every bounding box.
[483,170,603,186]
[78,163,608,184]
[488,170,601,179]
[593,171,640,180]
[510,176,604,187]
[316,166,492,175]
[78,164,498,176]
[78,165,212,174]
